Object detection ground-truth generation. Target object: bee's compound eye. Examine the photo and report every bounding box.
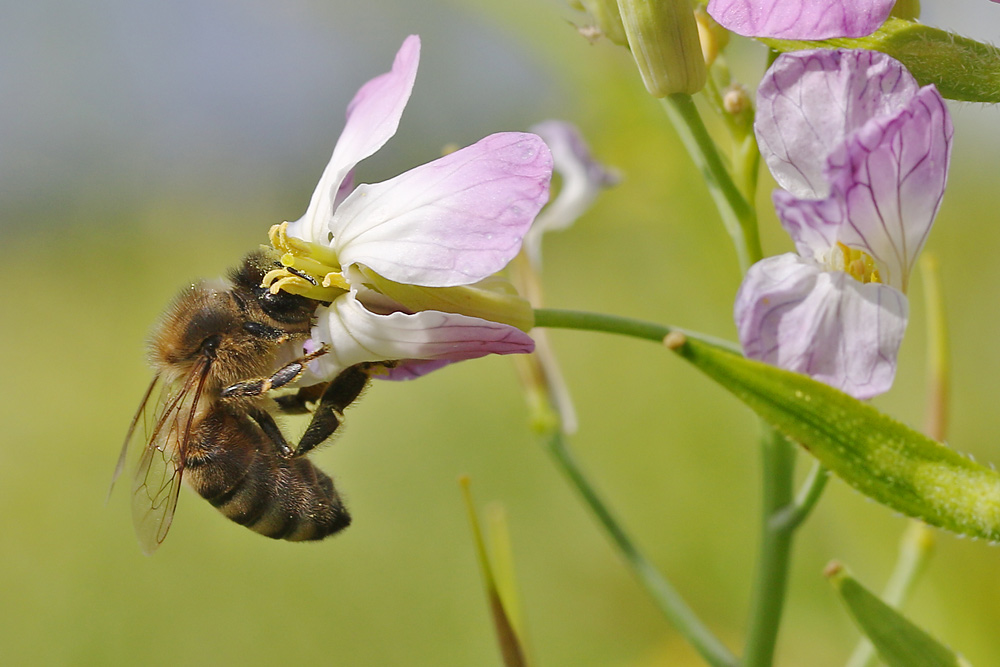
[201,334,223,355]
[259,289,314,324]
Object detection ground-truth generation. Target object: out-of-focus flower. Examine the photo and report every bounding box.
[523,121,619,267]
[267,35,553,381]
[707,0,895,39]
[514,121,617,434]
[735,49,952,399]
[573,0,629,45]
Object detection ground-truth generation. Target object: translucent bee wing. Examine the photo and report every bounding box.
[130,364,208,555]
[108,375,160,504]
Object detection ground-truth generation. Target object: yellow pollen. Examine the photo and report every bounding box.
[262,222,349,301]
[837,242,881,284]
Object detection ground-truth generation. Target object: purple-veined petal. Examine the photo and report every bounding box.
[331,132,553,287]
[830,85,953,292]
[756,49,919,199]
[287,35,420,243]
[307,292,535,379]
[707,0,894,39]
[773,187,844,258]
[524,120,618,267]
[735,253,908,400]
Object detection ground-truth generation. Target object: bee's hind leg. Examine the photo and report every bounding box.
[291,364,371,458]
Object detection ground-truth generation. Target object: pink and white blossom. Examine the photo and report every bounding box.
[735,49,953,399]
[281,35,553,381]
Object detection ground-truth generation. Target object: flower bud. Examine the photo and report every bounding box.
[617,0,707,96]
[575,0,629,46]
[694,7,728,68]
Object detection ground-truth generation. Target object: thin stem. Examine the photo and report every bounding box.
[743,426,798,667]
[532,308,741,353]
[770,461,830,533]
[540,428,738,667]
[921,253,950,443]
[660,93,763,273]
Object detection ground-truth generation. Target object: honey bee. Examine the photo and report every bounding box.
[112,250,373,554]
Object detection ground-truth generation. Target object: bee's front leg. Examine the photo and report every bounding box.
[220,345,329,400]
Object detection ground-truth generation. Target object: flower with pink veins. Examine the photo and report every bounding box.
[735,49,953,399]
[266,35,553,381]
[707,0,894,39]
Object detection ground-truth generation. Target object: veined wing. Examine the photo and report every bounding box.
[129,361,210,555]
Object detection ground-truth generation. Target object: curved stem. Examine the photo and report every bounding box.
[541,429,737,667]
[660,94,763,273]
[770,461,830,533]
[533,307,831,665]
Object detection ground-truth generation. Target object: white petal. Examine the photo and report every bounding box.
[755,49,920,199]
[308,292,535,379]
[832,86,953,292]
[736,254,908,399]
[286,35,420,243]
[331,132,552,287]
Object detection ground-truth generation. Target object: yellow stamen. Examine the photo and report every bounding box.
[837,242,882,284]
[268,222,340,267]
[322,272,351,290]
[262,222,349,302]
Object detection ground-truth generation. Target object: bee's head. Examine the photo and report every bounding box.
[231,249,320,326]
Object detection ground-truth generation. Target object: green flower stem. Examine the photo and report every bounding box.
[540,427,737,667]
[531,308,741,353]
[771,461,830,533]
[660,93,763,273]
[743,426,797,667]
[533,308,830,665]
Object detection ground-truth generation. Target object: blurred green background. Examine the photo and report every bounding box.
[3,1,1000,665]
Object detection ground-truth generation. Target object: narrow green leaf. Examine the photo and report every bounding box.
[670,337,1000,541]
[827,563,968,667]
[459,477,529,667]
[760,17,1000,104]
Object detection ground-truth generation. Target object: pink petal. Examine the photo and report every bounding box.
[831,86,953,292]
[331,132,553,287]
[735,253,907,400]
[287,35,420,243]
[308,292,535,379]
[756,49,919,200]
[708,0,893,39]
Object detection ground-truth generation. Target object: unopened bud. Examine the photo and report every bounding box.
[722,84,750,116]
[577,0,629,46]
[617,0,707,96]
[694,7,728,68]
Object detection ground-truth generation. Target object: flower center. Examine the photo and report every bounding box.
[834,242,881,284]
[261,222,350,301]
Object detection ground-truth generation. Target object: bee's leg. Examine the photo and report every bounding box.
[273,382,329,415]
[292,364,371,458]
[248,407,295,457]
[220,345,329,400]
